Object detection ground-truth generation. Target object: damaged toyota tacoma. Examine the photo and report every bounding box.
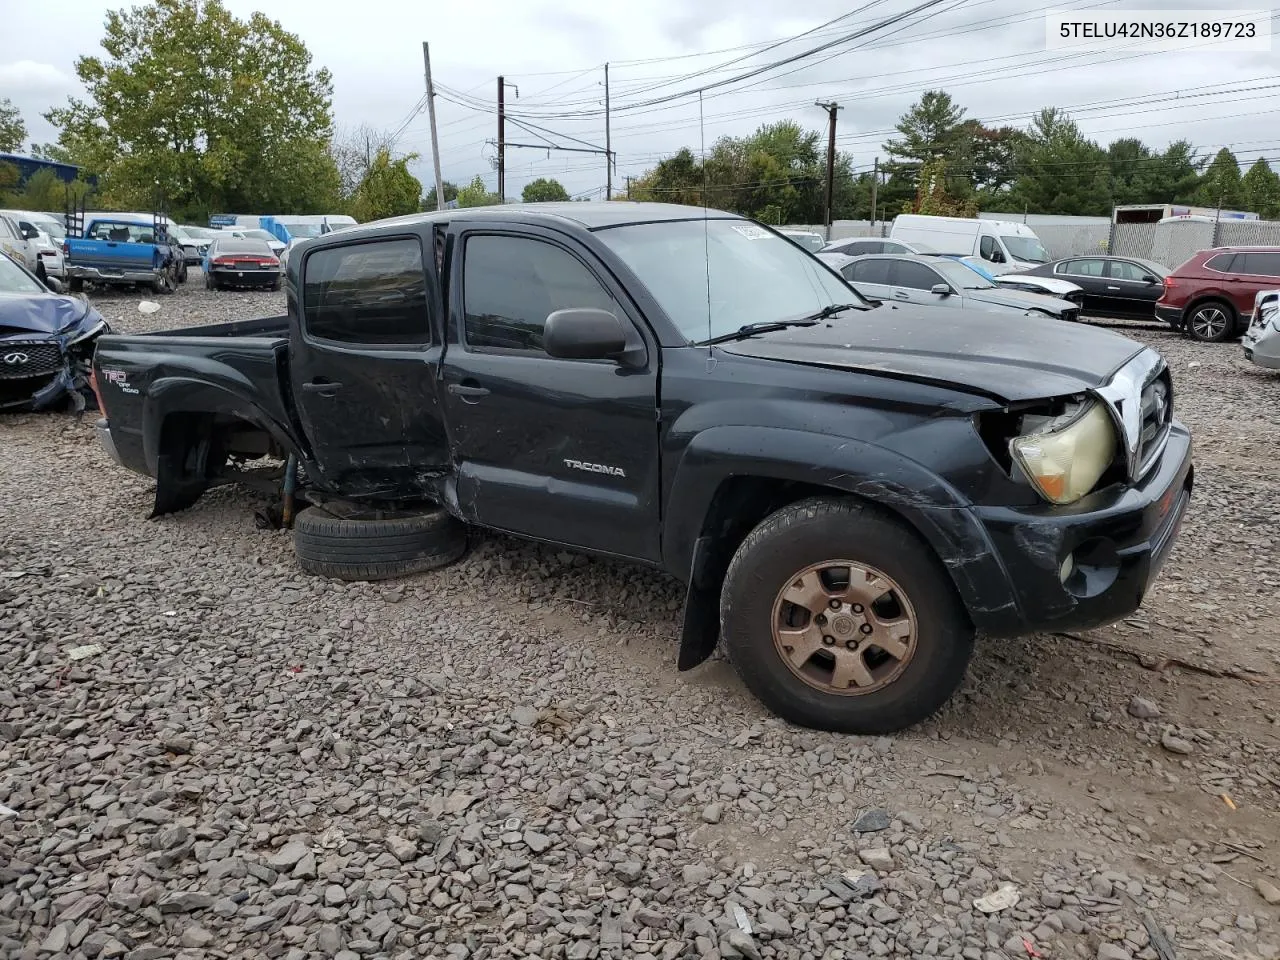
[90,203,1193,734]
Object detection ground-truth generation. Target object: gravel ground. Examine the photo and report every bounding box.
[2,274,1278,960]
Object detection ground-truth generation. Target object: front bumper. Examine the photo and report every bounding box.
[96,417,125,466]
[1154,304,1183,326]
[967,422,1193,636]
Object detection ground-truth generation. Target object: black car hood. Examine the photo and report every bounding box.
[0,292,98,338]
[717,303,1143,402]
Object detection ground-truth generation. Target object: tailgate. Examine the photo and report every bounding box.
[68,238,155,272]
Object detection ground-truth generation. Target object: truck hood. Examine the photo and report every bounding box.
[0,291,102,338]
[717,303,1144,402]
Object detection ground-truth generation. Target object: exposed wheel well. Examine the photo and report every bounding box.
[151,411,287,516]
[676,475,941,670]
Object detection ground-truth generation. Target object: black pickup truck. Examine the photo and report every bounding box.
[91,203,1193,734]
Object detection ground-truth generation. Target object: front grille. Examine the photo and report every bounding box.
[0,374,58,409]
[1062,308,1080,323]
[1065,292,1084,306]
[0,341,63,380]
[1137,371,1172,472]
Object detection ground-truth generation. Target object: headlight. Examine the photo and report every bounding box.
[1009,399,1117,504]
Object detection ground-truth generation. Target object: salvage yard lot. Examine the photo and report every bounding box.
[2,278,1279,960]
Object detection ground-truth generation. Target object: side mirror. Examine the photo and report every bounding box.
[990,249,1006,263]
[544,308,627,361]
[930,283,952,297]
[44,276,63,293]
[1143,274,1159,284]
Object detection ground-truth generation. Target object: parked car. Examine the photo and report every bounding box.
[0,212,40,276]
[830,253,1081,322]
[223,228,287,257]
[204,237,282,290]
[890,214,1051,274]
[0,210,65,280]
[0,250,110,411]
[1242,289,1280,369]
[779,229,826,253]
[63,217,182,294]
[924,254,1084,307]
[90,202,1190,735]
[1017,256,1168,320]
[1155,246,1280,342]
[822,237,936,257]
[168,224,213,266]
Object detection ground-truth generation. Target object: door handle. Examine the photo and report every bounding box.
[448,382,490,399]
[1106,285,1121,291]
[893,291,909,300]
[302,380,342,396]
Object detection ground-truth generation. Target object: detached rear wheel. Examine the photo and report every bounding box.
[293,501,467,581]
[720,497,974,734]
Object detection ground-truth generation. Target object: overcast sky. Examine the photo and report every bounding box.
[2,0,1275,203]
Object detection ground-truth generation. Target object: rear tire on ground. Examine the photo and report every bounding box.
[719,496,975,734]
[69,278,84,293]
[293,501,467,581]
[1185,299,1236,342]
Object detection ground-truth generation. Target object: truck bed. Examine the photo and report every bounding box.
[130,314,290,339]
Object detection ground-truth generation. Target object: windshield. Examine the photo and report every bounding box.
[784,232,825,253]
[0,253,45,294]
[30,216,64,240]
[930,258,995,290]
[284,223,325,238]
[1001,235,1049,263]
[957,257,997,281]
[596,219,866,342]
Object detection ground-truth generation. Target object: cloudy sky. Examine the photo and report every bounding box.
[2,0,1275,203]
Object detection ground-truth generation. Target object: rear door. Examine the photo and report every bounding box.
[1104,259,1163,318]
[1230,252,1280,319]
[290,233,450,499]
[1054,258,1109,313]
[438,224,661,561]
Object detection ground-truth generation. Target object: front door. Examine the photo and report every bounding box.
[1105,259,1162,318]
[889,258,952,306]
[290,233,450,499]
[439,226,661,561]
[1056,258,1109,314]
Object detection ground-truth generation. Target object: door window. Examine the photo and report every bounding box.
[1236,252,1280,277]
[1204,253,1236,273]
[979,235,997,260]
[847,258,892,285]
[891,259,944,290]
[847,240,882,255]
[1107,260,1149,281]
[462,234,616,353]
[1062,259,1106,277]
[303,237,430,345]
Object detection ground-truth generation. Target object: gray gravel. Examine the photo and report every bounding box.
[1,277,1278,960]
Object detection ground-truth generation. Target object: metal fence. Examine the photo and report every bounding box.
[1111,218,1280,269]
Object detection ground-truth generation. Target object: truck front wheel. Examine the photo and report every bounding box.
[720,496,974,735]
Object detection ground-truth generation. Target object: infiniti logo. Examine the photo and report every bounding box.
[2,352,29,366]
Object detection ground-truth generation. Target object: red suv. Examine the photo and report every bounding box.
[1156,246,1280,342]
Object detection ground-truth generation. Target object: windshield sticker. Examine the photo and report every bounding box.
[731,224,771,240]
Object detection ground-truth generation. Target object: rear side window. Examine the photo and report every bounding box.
[1204,253,1235,272]
[892,259,943,290]
[848,258,892,285]
[1063,259,1105,277]
[303,237,429,345]
[462,234,616,353]
[1236,252,1280,277]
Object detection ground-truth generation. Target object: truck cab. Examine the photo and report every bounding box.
[63,214,182,294]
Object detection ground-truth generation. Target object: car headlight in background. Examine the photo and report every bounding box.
[1009,399,1117,504]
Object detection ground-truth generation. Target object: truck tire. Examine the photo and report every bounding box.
[719,496,974,735]
[293,502,467,581]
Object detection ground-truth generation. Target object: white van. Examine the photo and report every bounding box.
[889,215,1050,274]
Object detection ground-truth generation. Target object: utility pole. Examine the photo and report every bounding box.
[604,63,613,200]
[816,101,841,238]
[497,76,506,201]
[422,43,445,213]
[626,176,633,200]
[870,157,879,234]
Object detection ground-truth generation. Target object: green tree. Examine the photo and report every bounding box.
[456,175,503,207]
[350,148,422,221]
[1009,108,1110,216]
[8,168,94,211]
[0,98,26,153]
[422,180,459,210]
[522,177,570,203]
[883,91,972,197]
[1241,158,1280,218]
[630,148,704,205]
[904,158,976,217]
[1146,140,1203,203]
[1195,147,1243,208]
[44,0,341,220]
[1106,137,1152,207]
